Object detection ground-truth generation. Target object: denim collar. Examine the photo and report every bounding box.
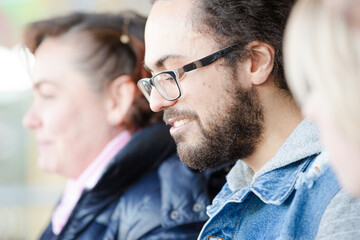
[226,119,322,205]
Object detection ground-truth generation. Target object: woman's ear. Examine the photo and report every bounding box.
[105,75,137,126]
[245,41,275,86]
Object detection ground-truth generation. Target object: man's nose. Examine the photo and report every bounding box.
[149,88,177,112]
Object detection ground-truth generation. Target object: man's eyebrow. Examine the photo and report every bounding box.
[145,54,185,73]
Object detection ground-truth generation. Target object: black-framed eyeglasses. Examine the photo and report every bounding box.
[137,43,242,102]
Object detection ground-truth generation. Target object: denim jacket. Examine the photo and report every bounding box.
[198,120,360,240]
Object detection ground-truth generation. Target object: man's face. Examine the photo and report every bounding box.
[145,0,264,170]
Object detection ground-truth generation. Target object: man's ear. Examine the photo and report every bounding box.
[105,75,137,126]
[245,41,275,86]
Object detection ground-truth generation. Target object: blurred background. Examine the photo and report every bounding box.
[0,1,151,239]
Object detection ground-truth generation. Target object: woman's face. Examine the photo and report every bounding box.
[303,91,360,197]
[23,37,116,179]
[323,0,360,27]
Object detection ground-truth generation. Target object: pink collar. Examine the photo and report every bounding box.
[51,130,132,235]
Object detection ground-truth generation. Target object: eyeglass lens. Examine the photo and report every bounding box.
[153,72,180,100]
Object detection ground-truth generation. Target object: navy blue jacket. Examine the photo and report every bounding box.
[39,123,223,240]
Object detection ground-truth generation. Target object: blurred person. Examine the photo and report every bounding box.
[22,12,219,240]
[285,0,360,197]
[322,0,360,27]
[138,0,360,239]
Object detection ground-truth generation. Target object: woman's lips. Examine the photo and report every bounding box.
[37,140,53,150]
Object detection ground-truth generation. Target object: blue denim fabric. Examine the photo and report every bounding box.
[198,155,341,240]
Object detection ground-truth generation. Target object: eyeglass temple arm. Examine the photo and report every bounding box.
[178,44,242,75]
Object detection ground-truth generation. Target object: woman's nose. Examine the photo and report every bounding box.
[23,105,42,130]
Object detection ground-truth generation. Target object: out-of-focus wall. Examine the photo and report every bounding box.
[0,1,151,239]
[0,0,152,48]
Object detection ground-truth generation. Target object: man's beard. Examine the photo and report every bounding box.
[164,83,264,171]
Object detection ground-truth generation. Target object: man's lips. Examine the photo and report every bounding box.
[173,118,191,128]
[164,117,191,126]
[164,109,199,134]
[166,118,193,134]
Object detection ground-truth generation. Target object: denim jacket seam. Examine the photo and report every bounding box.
[312,171,340,237]
[209,186,252,217]
[199,199,246,240]
[231,194,254,240]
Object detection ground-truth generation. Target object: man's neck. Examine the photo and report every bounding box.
[243,87,303,173]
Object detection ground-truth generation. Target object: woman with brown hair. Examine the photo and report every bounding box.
[23,12,217,239]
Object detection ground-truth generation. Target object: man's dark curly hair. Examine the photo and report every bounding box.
[154,0,296,91]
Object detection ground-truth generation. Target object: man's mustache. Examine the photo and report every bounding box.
[163,108,199,124]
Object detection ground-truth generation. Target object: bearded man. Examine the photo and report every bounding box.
[137,0,360,239]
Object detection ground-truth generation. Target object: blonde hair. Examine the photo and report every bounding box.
[284,0,360,146]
